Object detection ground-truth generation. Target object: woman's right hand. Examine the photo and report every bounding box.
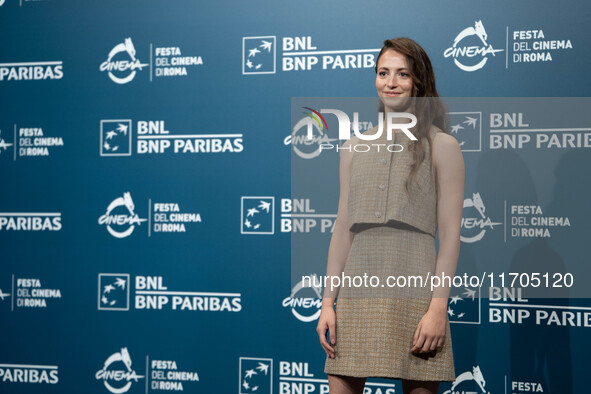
[316,305,336,358]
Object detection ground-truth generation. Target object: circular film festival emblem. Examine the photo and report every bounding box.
[461,192,501,243]
[100,38,148,84]
[444,20,503,72]
[98,192,147,238]
[95,347,144,394]
[283,274,322,322]
[443,365,490,394]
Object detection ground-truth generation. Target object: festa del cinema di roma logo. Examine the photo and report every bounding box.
[100,38,148,84]
[444,20,503,71]
[95,347,144,394]
[98,192,147,238]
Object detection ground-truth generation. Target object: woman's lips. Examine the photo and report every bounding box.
[384,91,402,96]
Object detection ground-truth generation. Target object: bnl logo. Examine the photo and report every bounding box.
[448,286,481,325]
[239,358,272,394]
[241,197,274,234]
[447,112,482,152]
[100,120,132,156]
[98,274,130,311]
[242,36,276,75]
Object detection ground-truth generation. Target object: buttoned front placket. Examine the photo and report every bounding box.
[373,132,397,223]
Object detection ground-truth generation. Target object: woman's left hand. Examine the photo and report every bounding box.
[410,308,446,354]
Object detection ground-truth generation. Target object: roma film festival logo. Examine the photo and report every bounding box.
[241,197,274,235]
[242,36,276,75]
[0,287,10,303]
[100,38,148,84]
[282,274,322,323]
[96,347,144,394]
[0,129,13,154]
[100,120,131,156]
[239,358,272,394]
[444,20,504,72]
[461,192,501,243]
[98,192,147,238]
[98,274,130,311]
[443,365,490,394]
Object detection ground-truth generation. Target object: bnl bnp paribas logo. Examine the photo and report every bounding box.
[0,56,63,81]
[242,36,379,75]
[241,197,338,235]
[239,358,272,394]
[447,112,482,152]
[444,20,504,71]
[98,274,130,311]
[448,286,481,325]
[100,119,243,156]
[100,120,132,156]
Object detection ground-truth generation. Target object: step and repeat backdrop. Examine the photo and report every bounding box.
[1,0,590,393]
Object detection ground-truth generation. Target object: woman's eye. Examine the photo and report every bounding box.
[379,71,388,77]
[399,72,409,77]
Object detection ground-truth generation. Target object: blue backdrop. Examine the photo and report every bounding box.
[1,0,590,393]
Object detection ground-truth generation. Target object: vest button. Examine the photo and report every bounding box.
[375,211,382,218]
[378,184,385,190]
[380,158,387,164]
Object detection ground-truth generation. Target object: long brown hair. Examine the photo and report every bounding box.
[375,37,449,195]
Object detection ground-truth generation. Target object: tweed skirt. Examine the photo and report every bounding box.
[324,224,455,382]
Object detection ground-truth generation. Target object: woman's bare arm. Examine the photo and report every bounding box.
[317,138,356,358]
[430,131,465,310]
[411,131,465,353]
[322,138,356,304]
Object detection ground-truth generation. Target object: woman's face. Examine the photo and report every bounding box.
[375,49,414,111]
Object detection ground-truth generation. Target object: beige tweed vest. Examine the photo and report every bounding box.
[348,125,440,237]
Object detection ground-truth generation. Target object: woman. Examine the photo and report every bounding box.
[316,38,465,394]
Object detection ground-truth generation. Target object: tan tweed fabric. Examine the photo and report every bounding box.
[324,126,455,381]
[348,126,438,237]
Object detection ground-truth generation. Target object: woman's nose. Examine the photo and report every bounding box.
[386,74,398,88]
